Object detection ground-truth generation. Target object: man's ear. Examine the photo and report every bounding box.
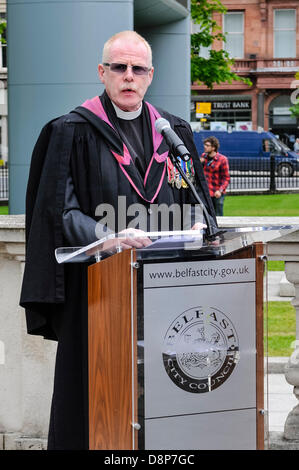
[98,64,105,84]
[148,66,154,86]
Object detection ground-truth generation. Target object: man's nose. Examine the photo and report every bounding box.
[123,65,134,80]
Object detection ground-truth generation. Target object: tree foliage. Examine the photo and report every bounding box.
[191,0,252,89]
[290,103,299,118]
[0,21,6,45]
[289,71,299,118]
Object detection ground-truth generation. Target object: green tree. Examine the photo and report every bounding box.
[191,0,251,89]
[289,71,299,118]
[0,21,6,45]
[290,103,299,118]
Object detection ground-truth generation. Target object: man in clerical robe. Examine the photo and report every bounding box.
[20,30,217,450]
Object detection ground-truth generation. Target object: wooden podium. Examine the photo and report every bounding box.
[87,241,265,450]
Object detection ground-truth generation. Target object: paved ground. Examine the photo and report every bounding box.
[266,271,298,448]
[268,373,297,432]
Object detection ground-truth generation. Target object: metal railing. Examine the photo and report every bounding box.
[0,166,8,200]
[0,159,298,202]
[227,155,299,193]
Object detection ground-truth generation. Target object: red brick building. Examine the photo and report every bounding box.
[191,0,299,146]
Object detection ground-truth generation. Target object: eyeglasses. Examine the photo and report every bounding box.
[103,62,151,76]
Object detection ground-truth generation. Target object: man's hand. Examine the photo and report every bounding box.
[191,222,207,231]
[103,228,152,251]
[214,190,222,199]
[87,228,151,257]
[191,222,220,245]
[116,228,152,250]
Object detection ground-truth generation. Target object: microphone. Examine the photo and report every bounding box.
[155,118,224,241]
[155,118,190,161]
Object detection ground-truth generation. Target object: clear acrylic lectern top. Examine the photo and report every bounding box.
[55,225,299,264]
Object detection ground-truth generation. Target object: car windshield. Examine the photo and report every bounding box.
[275,139,290,152]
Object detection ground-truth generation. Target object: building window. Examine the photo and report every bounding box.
[269,94,296,131]
[191,21,210,59]
[223,12,244,59]
[274,9,296,58]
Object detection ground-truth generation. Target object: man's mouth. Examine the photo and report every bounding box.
[122,88,136,94]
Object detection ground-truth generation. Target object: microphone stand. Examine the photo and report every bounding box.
[168,151,226,241]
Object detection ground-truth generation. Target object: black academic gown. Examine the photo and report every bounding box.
[20,93,217,450]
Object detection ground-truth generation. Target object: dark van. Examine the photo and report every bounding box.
[193,130,299,177]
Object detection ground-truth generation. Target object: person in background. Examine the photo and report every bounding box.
[293,138,299,153]
[200,136,230,216]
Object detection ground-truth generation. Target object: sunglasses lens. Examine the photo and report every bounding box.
[110,63,127,73]
[109,63,149,75]
[132,66,148,75]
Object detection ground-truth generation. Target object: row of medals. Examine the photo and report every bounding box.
[167,157,195,189]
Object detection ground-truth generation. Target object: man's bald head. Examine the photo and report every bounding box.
[102,30,153,68]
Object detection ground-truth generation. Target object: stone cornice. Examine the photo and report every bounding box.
[1,214,299,260]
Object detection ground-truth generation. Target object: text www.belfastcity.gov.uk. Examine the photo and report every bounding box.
[148,264,251,281]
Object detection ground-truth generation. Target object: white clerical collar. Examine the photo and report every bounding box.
[112,101,142,120]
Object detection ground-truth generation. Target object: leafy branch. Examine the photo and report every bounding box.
[289,71,299,118]
[191,0,252,89]
[0,21,6,45]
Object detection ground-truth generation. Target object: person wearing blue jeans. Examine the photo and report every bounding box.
[200,136,230,216]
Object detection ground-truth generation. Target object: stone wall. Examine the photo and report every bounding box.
[0,215,56,450]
